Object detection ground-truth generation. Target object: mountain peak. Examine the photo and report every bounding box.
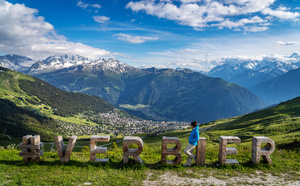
[29,55,94,74]
[0,54,34,72]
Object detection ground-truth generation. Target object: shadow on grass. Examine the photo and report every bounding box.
[277,141,300,151]
[0,158,274,172]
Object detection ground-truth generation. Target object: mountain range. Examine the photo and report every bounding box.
[0,54,34,73]
[3,52,300,120]
[206,55,299,89]
[0,54,266,122]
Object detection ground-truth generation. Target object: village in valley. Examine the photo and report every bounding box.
[57,109,189,137]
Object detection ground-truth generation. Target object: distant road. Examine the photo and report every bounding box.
[3,128,12,140]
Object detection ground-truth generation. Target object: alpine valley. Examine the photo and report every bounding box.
[0,54,265,123]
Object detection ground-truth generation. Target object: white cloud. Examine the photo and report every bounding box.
[262,8,300,19]
[114,33,159,44]
[274,41,297,46]
[91,4,101,9]
[0,0,111,60]
[141,52,300,72]
[93,16,110,23]
[77,1,89,9]
[218,53,300,65]
[212,16,267,30]
[77,1,101,10]
[243,26,269,32]
[178,49,205,53]
[126,0,300,31]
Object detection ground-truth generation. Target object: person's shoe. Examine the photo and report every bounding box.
[183,164,191,167]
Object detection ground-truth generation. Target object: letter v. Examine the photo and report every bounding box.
[54,136,77,163]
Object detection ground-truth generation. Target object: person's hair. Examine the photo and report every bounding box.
[191,121,197,127]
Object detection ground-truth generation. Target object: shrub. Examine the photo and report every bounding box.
[6,144,18,150]
[112,142,117,150]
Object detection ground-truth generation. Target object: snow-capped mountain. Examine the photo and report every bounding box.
[0,54,138,75]
[289,52,300,60]
[80,58,139,74]
[27,54,137,75]
[0,54,35,72]
[28,55,93,74]
[207,61,298,88]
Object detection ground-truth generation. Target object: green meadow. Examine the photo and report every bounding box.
[0,125,299,185]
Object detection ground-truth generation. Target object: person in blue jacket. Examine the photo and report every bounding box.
[183,120,200,167]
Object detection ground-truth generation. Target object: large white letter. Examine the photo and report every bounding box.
[123,136,144,164]
[251,136,275,164]
[161,137,182,165]
[218,136,241,165]
[90,135,110,162]
[54,136,77,163]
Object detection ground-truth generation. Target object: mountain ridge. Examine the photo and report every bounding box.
[250,68,300,104]
[28,58,265,122]
[1,54,266,122]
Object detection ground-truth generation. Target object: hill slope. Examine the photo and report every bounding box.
[0,67,119,140]
[205,96,300,144]
[0,67,187,141]
[250,68,300,104]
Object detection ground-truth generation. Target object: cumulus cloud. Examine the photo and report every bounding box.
[93,16,110,23]
[262,7,300,19]
[77,1,101,10]
[114,33,159,44]
[0,0,111,60]
[126,0,300,32]
[274,41,297,46]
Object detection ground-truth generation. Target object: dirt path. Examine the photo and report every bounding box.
[143,171,300,186]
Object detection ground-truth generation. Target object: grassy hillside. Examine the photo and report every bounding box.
[203,96,300,145]
[0,67,126,142]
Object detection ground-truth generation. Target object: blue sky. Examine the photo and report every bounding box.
[0,0,300,71]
